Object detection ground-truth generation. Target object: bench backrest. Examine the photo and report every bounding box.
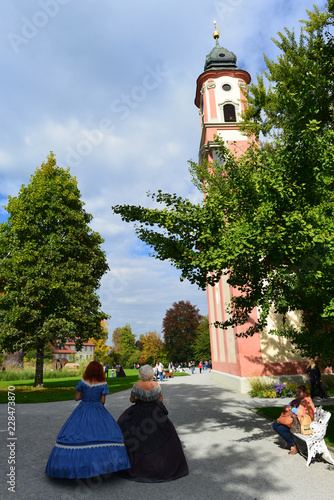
[311,406,331,440]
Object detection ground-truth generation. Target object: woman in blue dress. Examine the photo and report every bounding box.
[45,360,130,479]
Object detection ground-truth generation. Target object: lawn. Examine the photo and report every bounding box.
[0,370,189,404]
[254,405,334,448]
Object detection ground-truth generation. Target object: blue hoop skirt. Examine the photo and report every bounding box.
[45,380,130,479]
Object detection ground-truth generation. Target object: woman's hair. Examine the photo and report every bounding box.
[297,384,310,397]
[83,360,106,382]
[307,360,316,369]
[139,364,155,381]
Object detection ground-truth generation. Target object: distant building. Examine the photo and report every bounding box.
[51,340,95,361]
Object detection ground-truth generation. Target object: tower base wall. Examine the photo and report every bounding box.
[210,370,312,394]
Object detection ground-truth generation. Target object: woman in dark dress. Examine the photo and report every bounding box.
[117,364,189,482]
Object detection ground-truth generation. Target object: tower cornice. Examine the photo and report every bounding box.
[195,69,251,108]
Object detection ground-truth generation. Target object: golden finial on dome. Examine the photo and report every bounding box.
[213,19,220,40]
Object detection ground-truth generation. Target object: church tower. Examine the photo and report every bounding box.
[195,24,306,392]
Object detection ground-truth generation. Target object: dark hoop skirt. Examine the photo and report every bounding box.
[117,400,189,482]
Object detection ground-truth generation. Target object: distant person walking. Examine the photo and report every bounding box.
[157,361,164,382]
[104,363,110,378]
[198,361,203,374]
[306,358,326,400]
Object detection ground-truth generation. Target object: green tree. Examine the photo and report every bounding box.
[0,153,109,385]
[112,3,334,366]
[118,324,136,366]
[193,316,211,361]
[162,300,201,363]
[126,349,142,368]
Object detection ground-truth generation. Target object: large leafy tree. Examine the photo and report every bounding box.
[0,153,109,385]
[112,2,334,366]
[162,300,201,362]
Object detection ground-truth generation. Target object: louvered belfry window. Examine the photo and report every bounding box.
[223,104,236,122]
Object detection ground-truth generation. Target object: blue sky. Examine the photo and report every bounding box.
[0,0,327,343]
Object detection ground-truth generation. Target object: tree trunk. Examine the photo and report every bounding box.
[34,339,45,387]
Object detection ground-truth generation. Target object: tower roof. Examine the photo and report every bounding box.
[204,21,238,71]
[204,39,238,71]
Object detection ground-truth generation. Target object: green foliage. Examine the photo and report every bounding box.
[116,324,136,367]
[0,153,109,385]
[248,378,297,398]
[118,324,136,354]
[124,349,142,368]
[112,3,334,365]
[0,369,141,404]
[106,349,119,367]
[24,342,54,362]
[0,366,83,381]
[192,316,211,361]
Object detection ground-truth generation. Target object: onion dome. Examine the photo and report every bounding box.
[204,21,238,71]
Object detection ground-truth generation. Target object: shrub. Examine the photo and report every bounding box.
[0,367,84,381]
[248,378,297,398]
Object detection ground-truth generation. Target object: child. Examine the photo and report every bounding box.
[45,360,130,479]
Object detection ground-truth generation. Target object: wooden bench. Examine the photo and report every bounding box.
[291,406,334,467]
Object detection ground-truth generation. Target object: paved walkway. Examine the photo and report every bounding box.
[0,371,333,500]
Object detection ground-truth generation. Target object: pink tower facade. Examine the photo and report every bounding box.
[194,32,307,392]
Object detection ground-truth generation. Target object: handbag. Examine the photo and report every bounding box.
[277,412,293,428]
[290,415,301,434]
[300,414,313,435]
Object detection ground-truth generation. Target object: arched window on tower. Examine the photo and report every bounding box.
[223,104,236,122]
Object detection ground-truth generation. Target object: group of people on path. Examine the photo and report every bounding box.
[104,363,126,378]
[189,360,212,374]
[45,361,188,482]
